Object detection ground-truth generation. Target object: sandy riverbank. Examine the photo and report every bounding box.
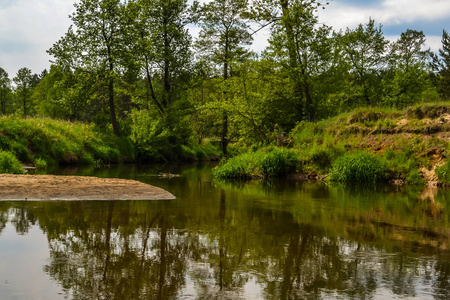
[0,174,175,201]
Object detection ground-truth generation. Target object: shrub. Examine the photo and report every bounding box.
[34,158,48,170]
[329,152,387,183]
[259,148,298,177]
[405,169,425,185]
[436,161,450,184]
[0,151,24,174]
[213,148,298,179]
[213,153,257,179]
[0,116,135,165]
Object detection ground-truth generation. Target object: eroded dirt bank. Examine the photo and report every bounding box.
[0,174,175,201]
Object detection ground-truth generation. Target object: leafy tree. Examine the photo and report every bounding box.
[0,68,12,115]
[13,67,35,117]
[48,0,125,136]
[383,29,436,107]
[126,0,192,116]
[389,29,429,69]
[194,0,253,155]
[341,19,388,107]
[437,29,450,98]
[31,65,70,118]
[123,0,193,160]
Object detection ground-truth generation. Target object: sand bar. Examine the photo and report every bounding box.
[0,174,175,201]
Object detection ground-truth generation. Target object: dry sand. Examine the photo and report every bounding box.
[0,174,175,201]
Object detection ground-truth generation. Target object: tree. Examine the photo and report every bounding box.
[0,68,11,115]
[48,0,124,136]
[437,29,450,98]
[389,29,429,69]
[125,0,192,115]
[123,0,193,160]
[341,19,388,106]
[13,67,34,117]
[265,1,342,122]
[194,0,253,155]
[383,29,436,107]
[31,65,70,118]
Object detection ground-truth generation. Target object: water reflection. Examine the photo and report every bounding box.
[0,164,450,299]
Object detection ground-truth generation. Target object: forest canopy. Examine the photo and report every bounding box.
[1,0,450,160]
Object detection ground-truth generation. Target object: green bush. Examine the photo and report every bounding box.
[0,151,24,174]
[405,169,425,185]
[436,161,450,184]
[213,152,258,179]
[213,148,298,179]
[34,158,48,170]
[329,152,387,183]
[259,148,298,177]
[0,116,134,166]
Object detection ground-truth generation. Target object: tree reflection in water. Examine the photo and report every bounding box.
[0,164,450,299]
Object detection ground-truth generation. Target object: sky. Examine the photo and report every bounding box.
[0,0,449,79]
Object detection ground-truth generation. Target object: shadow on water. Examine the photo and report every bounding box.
[1,163,450,299]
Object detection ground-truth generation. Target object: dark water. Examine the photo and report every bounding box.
[1,163,450,299]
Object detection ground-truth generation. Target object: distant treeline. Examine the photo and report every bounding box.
[1,0,450,159]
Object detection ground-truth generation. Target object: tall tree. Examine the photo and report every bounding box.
[438,29,450,99]
[265,1,340,121]
[341,19,388,106]
[125,0,192,115]
[0,68,11,115]
[194,0,252,155]
[48,0,124,136]
[13,67,34,117]
[389,29,428,69]
[384,29,435,107]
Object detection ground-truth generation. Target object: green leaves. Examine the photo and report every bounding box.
[0,151,24,174]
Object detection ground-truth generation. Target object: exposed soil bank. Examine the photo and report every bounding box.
[0,174,175,201]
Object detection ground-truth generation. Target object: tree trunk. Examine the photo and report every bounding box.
[108,53,119,136]
[281,0,304,120]
[220,114,228,156]
[109,75,119,136]
[221,37,230,156]
[23,95,27,117]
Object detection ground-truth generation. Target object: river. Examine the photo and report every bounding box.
[0,163,449,299]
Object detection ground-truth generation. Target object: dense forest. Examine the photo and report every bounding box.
[1,0,450,165]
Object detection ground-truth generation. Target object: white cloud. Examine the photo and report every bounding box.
[319,0,450,31]
[425,35,443,52]
[0,0,74,77]
[381,0,450,23]
[1,0,448,78]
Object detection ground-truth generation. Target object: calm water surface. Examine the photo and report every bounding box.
[1,163,450,299]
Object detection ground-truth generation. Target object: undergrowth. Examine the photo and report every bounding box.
[213,148,298,179]
[0,151,24,174]
[328,152,388,183]
[0,116,136,166]
[215,103,450,184]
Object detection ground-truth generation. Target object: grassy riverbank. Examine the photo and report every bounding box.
[0,117,136,167]
[0,116,222,170]
[214,102,450,185]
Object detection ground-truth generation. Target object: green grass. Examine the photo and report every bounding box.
[436,161,450,184]
[215,102,450,184]
[213,148,298,179]
[0,116,136,167]
[328,152,388,183]
[0,151,24,174]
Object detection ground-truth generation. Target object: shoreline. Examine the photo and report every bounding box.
[0,174,175,201]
